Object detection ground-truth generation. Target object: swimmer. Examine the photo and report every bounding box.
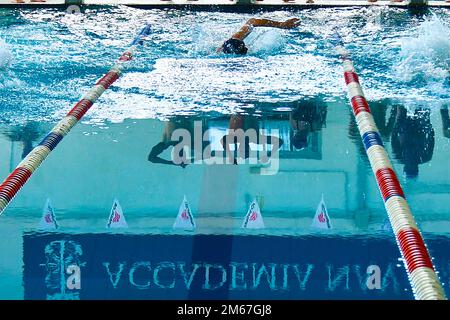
[290,98,327,150]
[217,18,301,55]
[148,140,188,168]
[148,118,193,168]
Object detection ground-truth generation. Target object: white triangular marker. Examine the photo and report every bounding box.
[39,198,58,229]
[311,195,332,229]
[106,199,128,228]
[173,196,196,230]
[242,198,265,229]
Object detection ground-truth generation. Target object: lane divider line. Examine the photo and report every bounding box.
[0,24,152,216]
[331,30,446,300]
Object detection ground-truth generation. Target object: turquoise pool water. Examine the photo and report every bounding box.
[0,6,449,299]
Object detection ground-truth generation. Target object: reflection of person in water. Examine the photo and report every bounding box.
[4,122,42,159]
[148,117,210,168]
[391,106,435,179]
[441,105,450,139]
[289,98,327,150]
[220,114,283,165]
[148,118,193,168]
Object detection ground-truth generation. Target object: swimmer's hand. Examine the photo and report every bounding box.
[280,18,301,29]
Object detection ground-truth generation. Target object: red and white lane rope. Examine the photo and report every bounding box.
[0,25,151,216]
[332,31,446,300]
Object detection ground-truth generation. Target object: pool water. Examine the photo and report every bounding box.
[0,6,449,299]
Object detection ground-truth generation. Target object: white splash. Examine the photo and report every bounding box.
[394,15,450,84]
[0,39,11,70]
[246,29,287,56]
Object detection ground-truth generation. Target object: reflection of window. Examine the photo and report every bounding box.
[261,118,322,160]
[206,116,322,160]
[260,120,290,152]
[252,98,327,160]
[207,120,229,152]
[207,119,281,155]
[167,118,211,162]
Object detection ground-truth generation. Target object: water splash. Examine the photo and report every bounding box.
[1,7,449,125]
[0,38,23,90]
[394,15,450,85]
[246,29,287,56]
[0,38,11,70]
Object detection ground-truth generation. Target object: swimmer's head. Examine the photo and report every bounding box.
[291,130,309,150]
[222,38,248,55]
[291,121,311,150]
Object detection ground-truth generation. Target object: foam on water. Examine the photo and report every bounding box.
[0,38,11,70]
[394,15,450,87]
[0,38,23,90]
[246,29,287,56]
[0,8,449,124]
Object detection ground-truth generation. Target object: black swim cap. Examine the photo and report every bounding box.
[292,130,309,150]
[222,38,248,55]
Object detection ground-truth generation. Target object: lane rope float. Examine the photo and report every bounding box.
[0,24,152,216]
[331,30,446,300]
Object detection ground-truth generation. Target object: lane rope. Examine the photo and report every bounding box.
[331,30,446,300]
[0,24,152,216]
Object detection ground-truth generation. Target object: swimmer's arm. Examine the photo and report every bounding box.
[217,18,300,52]
[232,18,300,40]
[220,135,236,164]
[148,155,178,166]
[216,22,253,52]
[386,106,397,133]
[246,18,301,30]
[148,141,184,167]
[289,112,296,128]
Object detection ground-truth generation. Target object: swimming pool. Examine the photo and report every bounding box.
[0,6,449,299]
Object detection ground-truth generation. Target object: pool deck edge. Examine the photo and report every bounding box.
[1,0,449,8]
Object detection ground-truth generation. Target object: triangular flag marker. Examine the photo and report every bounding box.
[39,198,58,230]
[312,195,332,229]
[242,198,265,229]
[173,196,196,230]
[107,199,128,228]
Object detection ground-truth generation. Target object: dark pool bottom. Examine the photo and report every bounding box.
[23,232,450,299]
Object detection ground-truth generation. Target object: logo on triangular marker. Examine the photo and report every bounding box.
[242,198,265,229]
[173,196,196,230]
[312,195,332,229]
[107,199,128,228]
[39,198,58,229]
